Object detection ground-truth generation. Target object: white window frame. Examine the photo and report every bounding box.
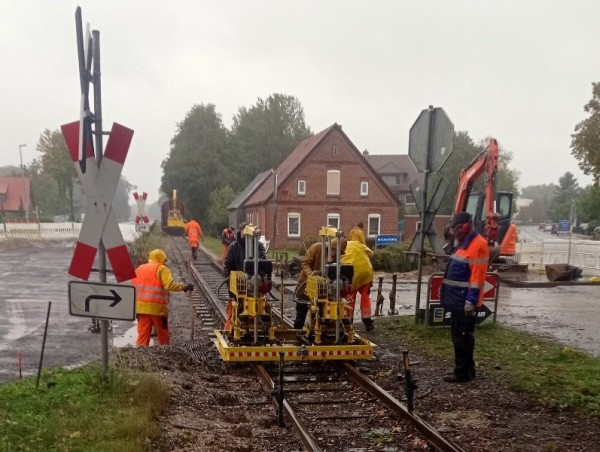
[360,181,369,196]
[367,214,381,237]
[287,213,301,238]
[405,194,415,205]
[327,170,340,195]
[298,179,306,195]
[327,213,340,229]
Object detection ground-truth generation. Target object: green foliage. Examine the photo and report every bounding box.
[229,94,312,191]
[519,184,558,223]
[128,223,166,266]
[0,365,169,451]
[35,129,78,220]
[571,81,600,184]
[547,172,580,222]
[370,242,418,273]
[206,185,235,235]
[161,103,231,223]
[376,316,600,417]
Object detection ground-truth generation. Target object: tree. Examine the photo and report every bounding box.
[519,184,558,223]
[161,104,230,222]
[205,185,235,234]
[229,94,312,190]
[36,129,79,221]
[547,172,580,222]
[571,81,600,185]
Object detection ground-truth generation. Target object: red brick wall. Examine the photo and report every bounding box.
[248,129,399,249]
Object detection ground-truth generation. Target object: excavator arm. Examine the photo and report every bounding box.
[451,138,517,260]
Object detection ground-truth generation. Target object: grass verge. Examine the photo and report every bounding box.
[0,365,169,451]
[376,316,600,417]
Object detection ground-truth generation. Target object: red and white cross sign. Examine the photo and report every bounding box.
[133,192,149,224]
[61,120,137,282]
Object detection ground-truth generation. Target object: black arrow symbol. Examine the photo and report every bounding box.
[84,290,122,312]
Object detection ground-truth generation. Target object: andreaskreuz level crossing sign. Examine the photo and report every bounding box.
[69,281,136,321]
[61,121,137,282]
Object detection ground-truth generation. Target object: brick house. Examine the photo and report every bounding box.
[363,154,423,209]
[240,123,400,249]
[0,176,32,218]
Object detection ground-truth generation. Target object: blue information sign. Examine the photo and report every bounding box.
[376,234,399,246]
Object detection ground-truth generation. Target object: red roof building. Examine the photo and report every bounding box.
[0,177,32,215]
[241,124,400,249]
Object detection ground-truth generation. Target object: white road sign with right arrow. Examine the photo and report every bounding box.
[69,281,136,321]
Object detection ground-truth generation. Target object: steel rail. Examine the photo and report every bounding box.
[174,241,465,452]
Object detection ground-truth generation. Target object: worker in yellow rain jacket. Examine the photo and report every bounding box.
[185,219,203,260]
[132,249,194,346]
[340,240,375,331]
[348,222,366,244]
[440,212,489,383]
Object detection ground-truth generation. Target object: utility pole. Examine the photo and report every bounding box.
[18,144,27,176]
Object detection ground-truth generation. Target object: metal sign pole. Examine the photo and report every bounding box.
[92,29,110,376]
[414,106,434,324]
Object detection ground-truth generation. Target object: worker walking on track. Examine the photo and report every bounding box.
[132,249,194,346]
[185,218,203,260]
[221,225,235,262]
[441,212,489,383]
[341,240,375,331]
[348,221,366,244]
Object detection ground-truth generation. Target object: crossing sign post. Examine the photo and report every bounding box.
[133,192,150,232]
[408,106,454,324]
[62,121,136,283]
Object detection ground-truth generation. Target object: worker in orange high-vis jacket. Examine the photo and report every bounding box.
[132,249,194,346]
[185,219,203,260]
[440,212,489,383]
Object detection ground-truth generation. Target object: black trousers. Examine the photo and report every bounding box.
[450,309,477,378]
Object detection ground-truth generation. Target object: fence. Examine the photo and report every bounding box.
[0,222,140,243]
[515,238,600,272]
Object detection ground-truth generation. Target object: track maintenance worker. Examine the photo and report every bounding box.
[221,225,235,262]
[341,240,375,331]
[132,249,194,346]
[223,224,267,330]
[185,218,203,260]
[292,241,327,329]
[440,212,489,383]
[348,222,366,244]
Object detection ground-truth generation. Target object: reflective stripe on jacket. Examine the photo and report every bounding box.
[441,232,489,310]
[132,262,170,317]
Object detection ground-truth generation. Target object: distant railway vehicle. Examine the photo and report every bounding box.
[161,190,185,235]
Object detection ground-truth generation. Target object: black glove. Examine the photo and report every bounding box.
[183,283,194,293]
[464,302,476,317]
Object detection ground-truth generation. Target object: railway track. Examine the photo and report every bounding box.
[169,237,464,452]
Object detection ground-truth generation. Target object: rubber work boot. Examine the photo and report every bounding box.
[442,373,472,383]
[363,318,375,332]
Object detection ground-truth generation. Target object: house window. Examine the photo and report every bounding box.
[405,194,415,205]
[367,214,381,236]
[287,213,300,237]
[327,213,340,229]
[298,179,306,196]
[327,170,340,195]
[332,145,338,156]
[360,181,368,196]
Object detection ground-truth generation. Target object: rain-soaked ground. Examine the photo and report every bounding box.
[1,239,599,384]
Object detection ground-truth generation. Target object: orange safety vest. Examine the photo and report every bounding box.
[132,262,170,316]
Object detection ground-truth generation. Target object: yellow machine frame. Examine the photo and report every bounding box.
[215,225,376,362]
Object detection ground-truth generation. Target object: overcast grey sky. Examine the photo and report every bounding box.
[2,0,599,204]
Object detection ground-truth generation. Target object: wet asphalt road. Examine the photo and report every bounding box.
[1,240,599,384]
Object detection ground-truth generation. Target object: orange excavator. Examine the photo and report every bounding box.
[448,137,518,265]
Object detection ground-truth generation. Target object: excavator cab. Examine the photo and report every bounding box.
[466,190,517,258]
